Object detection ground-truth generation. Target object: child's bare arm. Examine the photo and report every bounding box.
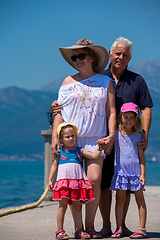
[82,147,102,160]
[48,157,59,191]
[138,147,146,186]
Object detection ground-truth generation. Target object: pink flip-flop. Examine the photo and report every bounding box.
[111,231,124,238]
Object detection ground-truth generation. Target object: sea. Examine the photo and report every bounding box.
[0,160,160,210]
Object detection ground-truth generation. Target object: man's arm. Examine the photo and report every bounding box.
[51,100,63,115]
[139,107,152,151]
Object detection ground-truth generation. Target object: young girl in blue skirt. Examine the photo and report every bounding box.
[98,102,148,239]
[48,123,102,240]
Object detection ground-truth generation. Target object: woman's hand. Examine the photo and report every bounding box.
[51,137,60,160]
[51,100,63,115]
[97,133,115,155]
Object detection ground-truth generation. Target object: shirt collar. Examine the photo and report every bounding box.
[107,64,128,86]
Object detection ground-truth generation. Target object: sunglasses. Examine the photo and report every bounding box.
[71,53,88,62]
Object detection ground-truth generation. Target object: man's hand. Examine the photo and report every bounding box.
[138,131,148,152]
[51,100,63,115]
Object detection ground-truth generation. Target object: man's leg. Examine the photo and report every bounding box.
[99,188,112,236]
[99,147,114,236]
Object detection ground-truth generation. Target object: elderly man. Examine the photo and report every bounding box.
[51,37,153,237]
[99,37,153,237]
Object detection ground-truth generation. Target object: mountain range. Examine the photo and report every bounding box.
[0,60,160,162]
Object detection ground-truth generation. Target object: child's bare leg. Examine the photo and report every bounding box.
[71,201,90,239]
[57,198,68,230]
[71,200,83,230]
[121,191,133,236]
[130,189,147,238]
[112,190,126,238]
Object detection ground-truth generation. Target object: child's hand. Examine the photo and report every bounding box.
[97,139,106,150]
[139,175,146,186]
[48,180,53,192]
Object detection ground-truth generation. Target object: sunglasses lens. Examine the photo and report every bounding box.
[71,53,86,62]
[78,53,86,60]
[71,55,77,62]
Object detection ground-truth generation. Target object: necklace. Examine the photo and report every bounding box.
[118,131,137,159]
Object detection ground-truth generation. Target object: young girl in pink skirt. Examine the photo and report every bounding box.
[48,123,102,240]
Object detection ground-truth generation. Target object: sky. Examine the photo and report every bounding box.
[0,0,160,90]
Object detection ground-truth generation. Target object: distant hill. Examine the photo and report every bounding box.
[38,60,160,94]
[37,76,65,94]
[0,60,160,161]
[130,60,160,94]
[0,87,58,158]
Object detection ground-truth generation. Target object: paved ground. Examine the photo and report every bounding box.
[0,186,160,240]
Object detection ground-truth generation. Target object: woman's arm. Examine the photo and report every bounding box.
[51,114,64,159]
[99,80,116,154]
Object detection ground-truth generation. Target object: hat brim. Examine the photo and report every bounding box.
[57,123,78,139]
[59,44,109,73]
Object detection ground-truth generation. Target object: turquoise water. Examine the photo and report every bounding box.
[0,160,160,209]
[0,161,44,209]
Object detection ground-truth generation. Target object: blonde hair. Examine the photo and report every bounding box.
[118,112,142,133]
[59,124,76,144]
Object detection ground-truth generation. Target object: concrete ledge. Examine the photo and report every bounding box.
[0,186,160,240]
[144,186,160,195]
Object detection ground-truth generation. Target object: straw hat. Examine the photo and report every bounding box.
[59,38,109,73]
[57,123,78,139]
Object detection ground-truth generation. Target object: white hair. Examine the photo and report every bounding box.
[110,37,132,58]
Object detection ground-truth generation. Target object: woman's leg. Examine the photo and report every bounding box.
[57,198,68,230]
[85,156,104,233]
[112,190,126,238]
[130,189,147,238]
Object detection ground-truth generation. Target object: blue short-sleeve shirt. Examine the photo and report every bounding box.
[102,66,153,116]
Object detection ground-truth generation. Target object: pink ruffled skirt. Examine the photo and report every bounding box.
[53,163,95,205]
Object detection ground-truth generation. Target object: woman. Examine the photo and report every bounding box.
[51,38,116,238]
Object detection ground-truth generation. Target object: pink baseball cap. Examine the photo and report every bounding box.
[120,102,139,115]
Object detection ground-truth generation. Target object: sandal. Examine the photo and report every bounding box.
[75,229,91,239]
[88,231,103,239]
[130,232,149,239]
[111,231,124,238]
[55,230,69,239]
